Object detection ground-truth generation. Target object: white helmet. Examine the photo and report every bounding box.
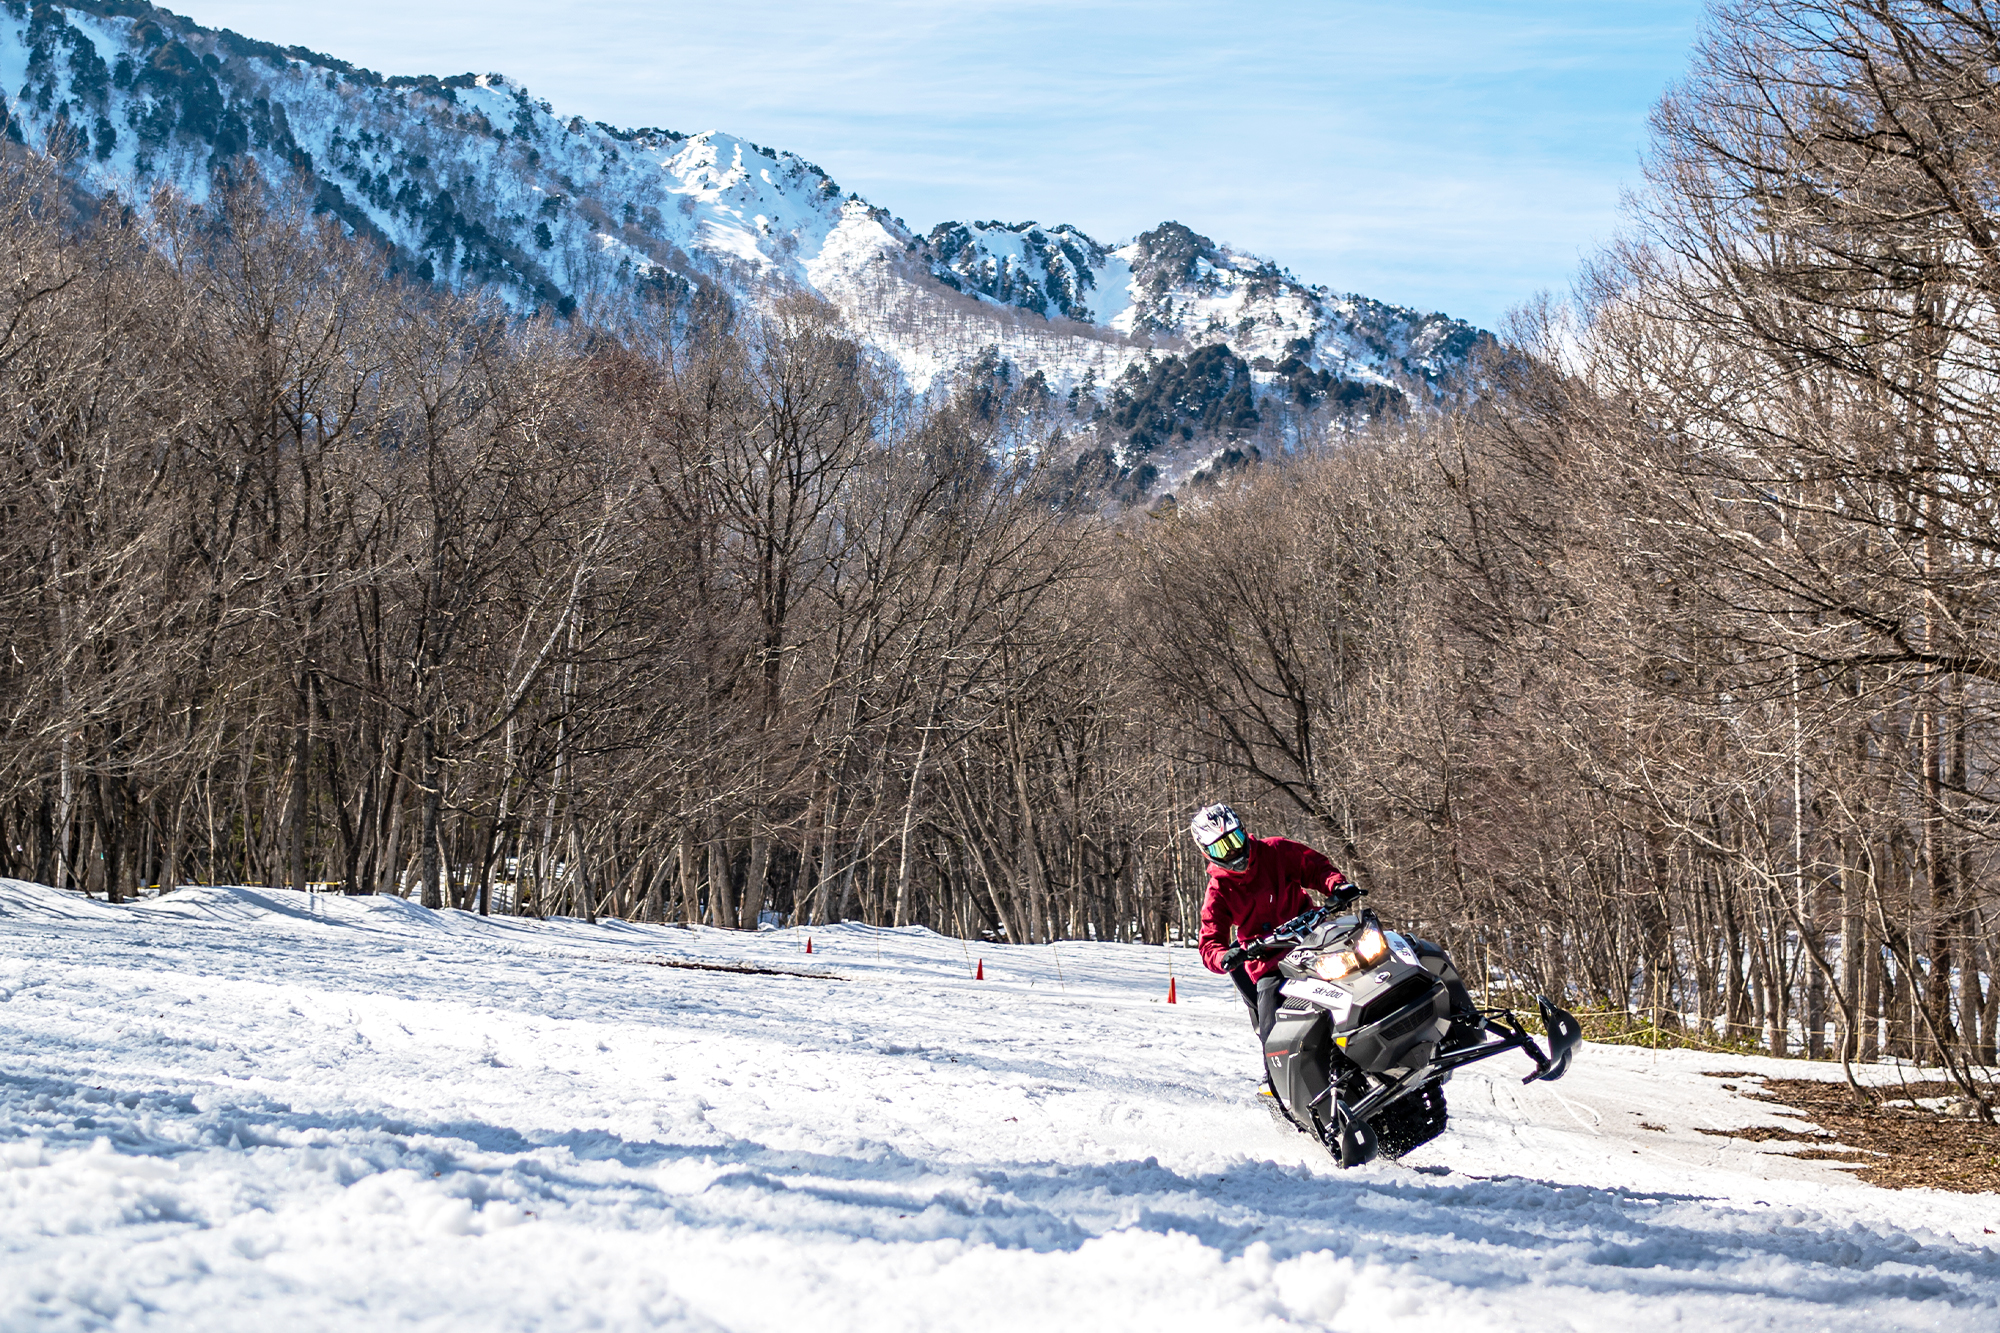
[1189,802,1249,870]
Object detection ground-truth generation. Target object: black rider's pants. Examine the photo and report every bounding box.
[1231,967,1284,1041]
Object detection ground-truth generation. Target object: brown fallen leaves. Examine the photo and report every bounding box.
[1697,1073,2000,1193]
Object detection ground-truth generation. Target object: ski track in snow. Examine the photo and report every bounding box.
[1,879,1996,1330]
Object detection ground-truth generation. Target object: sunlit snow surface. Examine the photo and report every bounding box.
[1,879,1995,1330]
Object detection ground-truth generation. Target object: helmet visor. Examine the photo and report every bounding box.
[1204,829,1247,863]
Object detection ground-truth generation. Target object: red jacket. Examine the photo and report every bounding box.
[1198,836,1347,982]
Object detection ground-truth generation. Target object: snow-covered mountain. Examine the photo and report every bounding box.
[919,216,1480,385]
[0,1,1489,495]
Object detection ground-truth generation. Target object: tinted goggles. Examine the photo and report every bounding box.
[1204,828,1246,861]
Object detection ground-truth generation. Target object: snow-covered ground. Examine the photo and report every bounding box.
[2,879,1995,1331]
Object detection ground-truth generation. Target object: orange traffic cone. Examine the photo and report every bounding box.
[1167,977,1177,1004]
[975,959,984,980]
[805,937,813,954]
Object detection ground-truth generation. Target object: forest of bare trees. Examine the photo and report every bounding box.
[7,1,2000,1087]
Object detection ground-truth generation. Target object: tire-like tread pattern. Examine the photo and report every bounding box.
[1373,1084,1448,1159]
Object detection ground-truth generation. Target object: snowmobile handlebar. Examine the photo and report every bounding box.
[1259,890,1366,946]
[1226,890,1368,968]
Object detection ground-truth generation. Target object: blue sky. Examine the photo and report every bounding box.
[171,1,1708,330]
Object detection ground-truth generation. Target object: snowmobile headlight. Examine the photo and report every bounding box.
[1354,925,1390,966]
[1311,949,1362,982]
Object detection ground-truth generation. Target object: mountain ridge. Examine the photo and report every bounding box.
[0,0,1491,499]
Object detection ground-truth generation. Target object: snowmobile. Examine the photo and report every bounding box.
[1243,892,1582,1167]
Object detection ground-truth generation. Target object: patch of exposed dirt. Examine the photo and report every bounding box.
[1698,1072,2000,1193]
[1789,1148,1879,1165]
[627,955,842,981]
[1694,1125,1830,1145]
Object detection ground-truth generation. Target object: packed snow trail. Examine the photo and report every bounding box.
[1,880,1995,1331]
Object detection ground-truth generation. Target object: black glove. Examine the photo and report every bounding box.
[1219,944,1251,972]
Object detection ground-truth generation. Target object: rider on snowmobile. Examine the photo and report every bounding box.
[1190,802,1350,1039]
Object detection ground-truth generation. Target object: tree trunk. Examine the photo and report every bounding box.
[419,724,444,910]
[708,821,734,927]
[678,823,700,925]
[741,826,770,930]
[287,673,312,893]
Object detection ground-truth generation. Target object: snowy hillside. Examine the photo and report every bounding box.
[918,217,1481,385]
[2,878,1996,1331]
[0,1,1486,418]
